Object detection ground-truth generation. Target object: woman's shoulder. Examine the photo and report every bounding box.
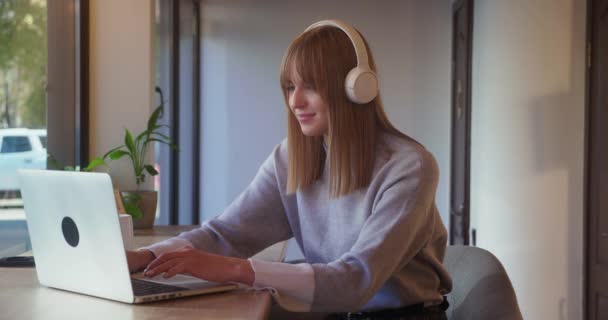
[263,138,289,172]
[276,137,289,161]
[376,132,439,181]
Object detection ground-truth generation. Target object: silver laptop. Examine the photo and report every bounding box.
[18,169,237,304]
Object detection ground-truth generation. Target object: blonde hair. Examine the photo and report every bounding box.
[280,25,407,197]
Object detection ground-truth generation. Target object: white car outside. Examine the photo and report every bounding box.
[0,128,47,191]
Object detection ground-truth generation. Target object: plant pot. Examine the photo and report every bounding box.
[120,190,158,229]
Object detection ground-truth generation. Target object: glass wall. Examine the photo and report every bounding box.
[0,0,48,258]
[154,0,201,225]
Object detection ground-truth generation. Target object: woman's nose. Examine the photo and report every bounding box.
[289,88,306,110]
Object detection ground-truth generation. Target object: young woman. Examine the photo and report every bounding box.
[127,20,452,320]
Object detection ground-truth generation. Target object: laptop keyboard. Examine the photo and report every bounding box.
[131,278,189,296]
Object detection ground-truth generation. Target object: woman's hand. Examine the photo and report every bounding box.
[126,249,156,273]
[143,246,254,286]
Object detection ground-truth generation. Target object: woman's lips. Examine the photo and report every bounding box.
[297,113,315,122]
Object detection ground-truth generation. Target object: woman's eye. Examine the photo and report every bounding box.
[286,85,295,92]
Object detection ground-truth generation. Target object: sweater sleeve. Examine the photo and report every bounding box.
[249,259,316,312]
[143,143,293,259]
[307,151,440,312]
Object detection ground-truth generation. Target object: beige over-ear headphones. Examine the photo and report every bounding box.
[304,20,379,104]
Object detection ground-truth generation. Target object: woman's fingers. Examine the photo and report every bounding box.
[145,258,179,277]
[163,262,186,278]
[145,251,184,271]
[142,247,200,278]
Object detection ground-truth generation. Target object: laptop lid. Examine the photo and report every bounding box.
[18,169,135,303]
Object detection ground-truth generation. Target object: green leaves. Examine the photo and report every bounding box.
[155,86,164,106]
[108,150,130,161]
[84,157,106,172]
[144,165,158,176]
[121,193,143,219]
[125,129,135,155]
[0,0,47,128]
[147,106,163,134]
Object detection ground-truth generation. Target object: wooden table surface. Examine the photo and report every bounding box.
[0,225,285,320]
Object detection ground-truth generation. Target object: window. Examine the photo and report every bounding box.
[0,0,88,258]
[38,134,46,149]
[154,0,201,225]
[1,136,32,153]
[0,0,48,258]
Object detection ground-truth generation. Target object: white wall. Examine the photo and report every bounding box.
[199,0,452,231]
[471,1,586,319]
[89,0,155,191]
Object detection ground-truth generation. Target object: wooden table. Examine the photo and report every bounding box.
[0,226,285,320]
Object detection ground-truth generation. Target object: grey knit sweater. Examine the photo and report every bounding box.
[147,132,452,312]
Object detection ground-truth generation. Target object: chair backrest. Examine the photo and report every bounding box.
[443,245,523,320]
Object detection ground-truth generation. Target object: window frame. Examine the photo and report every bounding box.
[46,0,89,167]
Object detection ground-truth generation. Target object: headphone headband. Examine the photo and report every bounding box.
[302,20,378,104]
[304,20,370,69]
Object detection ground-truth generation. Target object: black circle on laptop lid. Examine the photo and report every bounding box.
[61,216,80,247]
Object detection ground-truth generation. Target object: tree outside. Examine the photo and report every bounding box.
[0,0,47,129]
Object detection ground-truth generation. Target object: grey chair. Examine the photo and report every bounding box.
[443,245,523,320]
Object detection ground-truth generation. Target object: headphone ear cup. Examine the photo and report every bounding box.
[345,67,378,104]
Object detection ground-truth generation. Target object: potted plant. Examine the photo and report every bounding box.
[91,87,176,229]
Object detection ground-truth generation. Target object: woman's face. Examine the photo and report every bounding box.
[286,75,329,137]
